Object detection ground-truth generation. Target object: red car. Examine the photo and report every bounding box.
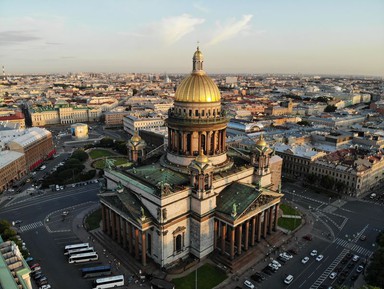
[303,234,313,241]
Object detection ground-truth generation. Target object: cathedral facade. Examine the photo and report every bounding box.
[99,48,283,268]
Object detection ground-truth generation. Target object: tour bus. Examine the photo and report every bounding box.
[64,243,89,255]
[68,247,95,256]
[92,275,124,289]
[68,252,98,264]
[81,265,112,278]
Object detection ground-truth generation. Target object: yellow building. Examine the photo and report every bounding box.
[0,151,26,192]
[7,127,55,171]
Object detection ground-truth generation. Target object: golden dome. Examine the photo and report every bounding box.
[174,47,220,103]
[131,131,141,142]
[195,149,209,163]
[175,73,221,103]
[255,134,267,148]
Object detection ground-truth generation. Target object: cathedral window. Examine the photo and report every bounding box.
[175,235,182,252]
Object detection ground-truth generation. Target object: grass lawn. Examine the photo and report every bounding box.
[278,217,302,231]
[280,203,300,215]
[88,149,116,159]
[92,158,132,169]
[172,263,227,289]
[85,208,101,230]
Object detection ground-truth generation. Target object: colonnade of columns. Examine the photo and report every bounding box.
[168,128,226,156]
[214,204,279,260]
[101,204,147,266]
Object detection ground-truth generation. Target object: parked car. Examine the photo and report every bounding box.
[329,272,337,279]
[301,256,309,264]
[310,250,318,256]
[288,248,298,255]
[356,265,364,273]
[316,255,324,261]
[243,280,255,289]
[303,234,313,241]
[284,274,294,284]
[280,252,293,260]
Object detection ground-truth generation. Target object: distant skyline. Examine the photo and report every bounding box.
[0,0,383,76]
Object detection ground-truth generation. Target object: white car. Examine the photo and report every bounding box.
[243,280,255,289]
[284,274,294,284]
[316,254,324,261]
[301,256,309,264]
[272,260,282,268]
[310,250,318,256]
[39,285,51,289]
[280,252,293,260]
[352,255,360,262]
[268,263,279,271]
[329,272,337,279]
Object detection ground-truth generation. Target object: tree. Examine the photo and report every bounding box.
[71,149,89,162]
[306,173,317,184]
[321,175,335,190]
[324,105,337,112]
[99,137,114,148]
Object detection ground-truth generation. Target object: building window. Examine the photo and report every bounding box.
[175,235,182,252]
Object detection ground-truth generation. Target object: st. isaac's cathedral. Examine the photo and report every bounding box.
[99,47,284,269]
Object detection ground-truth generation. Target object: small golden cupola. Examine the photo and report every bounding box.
[127,131,146,164]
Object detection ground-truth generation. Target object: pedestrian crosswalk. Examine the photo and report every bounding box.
[19,221,44,232]
[310,248,349,289]
[334,238,373,257]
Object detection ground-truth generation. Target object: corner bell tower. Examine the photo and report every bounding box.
[251,134,273,187]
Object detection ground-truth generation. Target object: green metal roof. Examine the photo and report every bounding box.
[126,163,189,195]
[100,191,152,224]
[216,182,261,220]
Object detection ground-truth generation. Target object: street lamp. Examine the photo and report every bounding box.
[294,206,298,230]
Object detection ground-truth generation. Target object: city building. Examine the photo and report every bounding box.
[104,110,131,128]
[0,151,26,192]
[123,114,166,136]
[30,100,102,126]
[7,127,55,171]
[99,48,283,270]
[274,143,327,180]
[0,111,25,129]
[310,149,384,197]
[0,237,32,289]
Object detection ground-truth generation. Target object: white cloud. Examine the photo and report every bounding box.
[124,14,205,46]
[208,15,253,46]
[157,14,205,45]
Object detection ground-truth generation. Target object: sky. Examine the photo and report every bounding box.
[0,0,383,76]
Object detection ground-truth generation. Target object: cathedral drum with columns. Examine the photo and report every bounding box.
[99,47,284,270]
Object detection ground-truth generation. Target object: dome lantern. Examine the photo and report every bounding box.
[192,46,204,73]
[174,47,221,103]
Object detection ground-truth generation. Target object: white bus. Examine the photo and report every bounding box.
[68,252,98,264]
[92,275,124,289]
[68,247,95,256]
[64,243,89,255]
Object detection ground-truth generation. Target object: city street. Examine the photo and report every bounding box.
[239,183,384,289]
[0,184,101,289]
